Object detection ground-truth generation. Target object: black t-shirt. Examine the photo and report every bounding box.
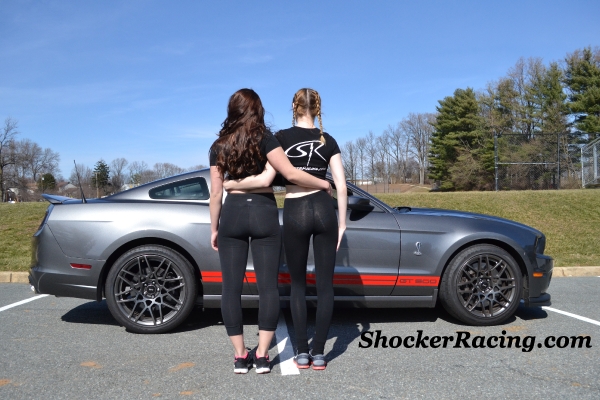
[209,132,280,179]
[274,126,341,185]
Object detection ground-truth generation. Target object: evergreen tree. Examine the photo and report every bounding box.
[429,88,488,190]
[564,47,600,139]
[37,173,56,191]
[92,159,110,194]
[538,62,568,134]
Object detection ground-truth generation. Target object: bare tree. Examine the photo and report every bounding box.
[128,161,157,185]
[342,141,358,184]
[365,131,379,187]
[402,113,436,185]
[187,164,207,171]
[386,123,413,183]
[384,123,404,183]
[0,118,20,202]
[69,163,95,199]
[376,132,391,192]
[153,162,185,179]
[110,157,129,192]
[355,137,367,184]
[128,161,148,185]
[25,142,60,182]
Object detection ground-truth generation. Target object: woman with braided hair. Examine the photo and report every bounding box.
[209,88,331,374]
[224,88,347,370]
[275,88,347,370]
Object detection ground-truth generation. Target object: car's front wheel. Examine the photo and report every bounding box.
[105,245,197,333]
[439,244,522,326]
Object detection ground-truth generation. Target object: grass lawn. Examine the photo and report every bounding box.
[0,202,47,272]
[1,189,598,271]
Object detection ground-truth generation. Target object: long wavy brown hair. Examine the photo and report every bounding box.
[210,89,267,178]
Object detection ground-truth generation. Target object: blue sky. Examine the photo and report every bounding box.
[1,0,599,179]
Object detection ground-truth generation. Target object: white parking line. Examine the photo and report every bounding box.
[275,312,299,375]
[0,295,49,313]
[542,306,600,327]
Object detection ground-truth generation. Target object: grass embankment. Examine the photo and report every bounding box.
[1,190,598,271]
[375,190,600,267]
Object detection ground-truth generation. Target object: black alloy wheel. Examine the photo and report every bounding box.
[105,245,197,333]
[439,244,522,326]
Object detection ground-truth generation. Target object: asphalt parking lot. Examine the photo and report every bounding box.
[1,278,599,399]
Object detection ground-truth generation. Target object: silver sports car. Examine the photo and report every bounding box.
[29,169,552,333]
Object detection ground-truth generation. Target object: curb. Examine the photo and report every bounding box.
[553,266,600,277]
[1,268,599,284]
[0,272,30,284]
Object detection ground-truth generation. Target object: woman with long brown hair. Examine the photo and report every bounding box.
[209,88,330,374]
[225,88,347,370]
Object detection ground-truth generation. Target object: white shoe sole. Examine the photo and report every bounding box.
[254,364,270,374]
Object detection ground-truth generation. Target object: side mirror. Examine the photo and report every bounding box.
[347,195,374,212]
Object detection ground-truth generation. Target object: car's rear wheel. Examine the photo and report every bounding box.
[105,245,197,333]
[439,244,522,326]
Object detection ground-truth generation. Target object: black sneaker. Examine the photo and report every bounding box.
[233,352,252,374]
[309,350,327,370]
[253,352,271,374]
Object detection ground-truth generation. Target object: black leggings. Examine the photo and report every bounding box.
[283,190,338,355]
[218,193,281,336]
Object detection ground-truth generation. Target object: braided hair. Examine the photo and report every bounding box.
[292,88,325,144]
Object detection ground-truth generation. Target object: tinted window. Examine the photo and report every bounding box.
[149,178,209,200]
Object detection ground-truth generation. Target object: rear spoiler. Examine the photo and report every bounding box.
[42,194,76,204]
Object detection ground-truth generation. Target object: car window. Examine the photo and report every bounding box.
[149,177,209,200]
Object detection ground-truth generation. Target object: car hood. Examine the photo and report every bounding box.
[399,207,543,236]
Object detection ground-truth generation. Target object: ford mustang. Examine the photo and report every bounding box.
[29,169,552,333]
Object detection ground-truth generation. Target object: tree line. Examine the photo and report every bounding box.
[70,159,206,199]
[0,118,60,202]
[0,117,206,201]
[342,46,600,191]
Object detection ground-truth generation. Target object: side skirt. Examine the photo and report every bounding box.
[202,290,438,309]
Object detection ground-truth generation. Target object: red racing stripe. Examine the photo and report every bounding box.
[333,274,398,286]
[245,272,257,284]
[203,271,440,287]
[202,271,222,283]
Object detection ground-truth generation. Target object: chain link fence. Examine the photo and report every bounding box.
[495,133,590,190]
[582,137,600,188]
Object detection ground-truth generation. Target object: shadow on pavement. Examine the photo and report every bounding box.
[60,301,262,335]
[291,304,550,363]
[61,300,120,326]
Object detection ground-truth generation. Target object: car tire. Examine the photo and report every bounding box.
[105,245,198,334]
[439,244,522,326]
